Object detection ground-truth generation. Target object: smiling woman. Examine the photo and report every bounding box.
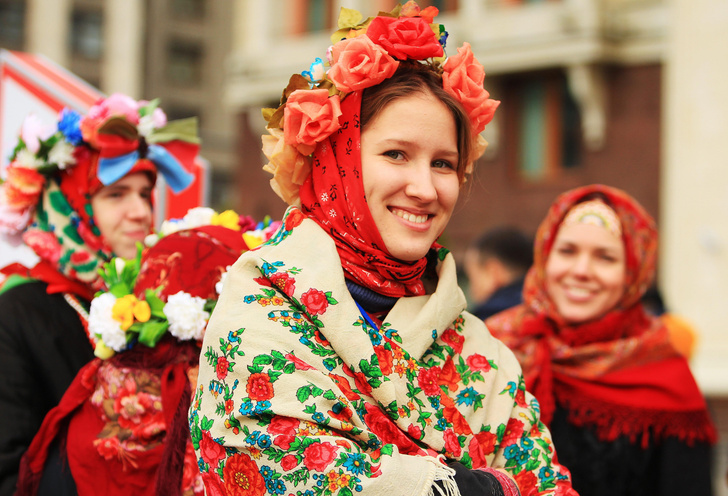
[486,184,717,496]
[190,3,577,496]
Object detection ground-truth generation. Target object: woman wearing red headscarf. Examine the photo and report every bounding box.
[486,184,716,496]
[0,94,198,495]
[191,4,577,496]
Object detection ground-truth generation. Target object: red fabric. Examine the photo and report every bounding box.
[29,260,96,301]
[486,184,716,446]
[299,91,427,297]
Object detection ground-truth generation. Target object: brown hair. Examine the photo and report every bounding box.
[360,62,473,181]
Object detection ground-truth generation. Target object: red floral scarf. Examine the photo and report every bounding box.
[299,91,427,298]
[486,184,716,447]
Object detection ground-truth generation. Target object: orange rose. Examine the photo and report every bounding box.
[328,36,399,93]
[283,89,342,155]
[3,165,45,209]
[365,16,443,61]
[442,42,500,135]
[262,127,312,206]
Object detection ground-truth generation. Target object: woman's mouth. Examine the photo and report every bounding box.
[390,207,430,224]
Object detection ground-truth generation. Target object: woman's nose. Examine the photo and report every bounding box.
[404,163,437,202]
[126,194,152,219]
[571,253,593,277]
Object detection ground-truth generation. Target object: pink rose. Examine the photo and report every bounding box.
[283,89,342,155]
[302,442,338,472]
[267,416,299,436]
[22,230,61,264]
[262,128,312,207]
[417,367,441,396]
[20,114,55,154]
[443,429,462,457]
[216,356,229,380]
[301,288,329,316]
[365,16,443,61]
[501,418,525,447]
[201,471,226,496]
[328,36,399,93]
[199,430,226,468]
[269,272,296,297]
[442,43,500,135]
[96,93,140,125]
[0,194,31,235]
[466,353,492,372]
[273,434,295,450]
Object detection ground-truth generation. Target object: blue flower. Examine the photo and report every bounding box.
[260,465,274,480]
[257,433,272,448]
[368,328,382,345]
[302,57,325,86]
[504,445,520,459]
[255,400,272,414]
[57,108,82,145]
[239,399,254,415]
[539,466,555,481]
[197,457,206,472]
[228,329,242,342]
[436,417,448,430]
[428,396,441,409]
[520,437,534,449]
[343,453,367,475]
[269,478,286,494]
[312,411,325,423]
[456,387,478,407]
[245,431,259,445]
[516,450,530,465]
[244,295,256,304]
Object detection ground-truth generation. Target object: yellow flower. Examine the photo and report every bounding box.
[212,210,241,230]
[242,232,264,249]
[94,340,116,360]
[111,294,151,330]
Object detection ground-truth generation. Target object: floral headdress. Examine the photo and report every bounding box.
[262,1,500,206]
[88,207,280,359]
[0,93,200,288]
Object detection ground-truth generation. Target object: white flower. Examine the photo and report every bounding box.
[144,233,159,247]
[215,267,231,295]
[88,293,127,351]
[15,149,44,169]
[183,207,216,229]
[47,140,76,169]
[20,114,55,154]
[164,291,209,341]
[159,218,184,236]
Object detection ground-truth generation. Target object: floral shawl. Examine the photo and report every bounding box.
[190,207,576,496]
[486,184,716,447]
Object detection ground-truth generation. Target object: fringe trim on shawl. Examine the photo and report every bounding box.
[427,463,459,496]
[558,392,718,449]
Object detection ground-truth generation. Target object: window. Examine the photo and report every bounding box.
[167,42,204,86]
[505,71,581,182]
[0,0,25,47]
[70,8,103,59]
[289,0,335,35]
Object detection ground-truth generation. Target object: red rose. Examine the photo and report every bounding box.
[280,454,299,471]
[22,230,61,265]
[328,404,353,422]
[407,423,422,440]
[466,353,492,372]
[475,429,497,455]
[216,356,230,380]
[285,353,315,371]
[443,429,462,457]
[330,373,360,401]
[468,437,486,469]
[301,288,329,315]
[225,399,234,414]
[222,453,266,496]
[363,403,420,455]
[417,367,441,396]
[200,430,226,468]
[269,272,296,297]
[267,416,299,436]
[246,373,274,402]
[4,165,45,208]
[365,16,443,60]
[302,442,338,472]
[284,208,306,231]
[441,328,464,354]
[273,434,294,450]
[201,471,226,496]
[442,42,500,135]
[94,436,121,461]
[514,470,539,496]
[438,359,460,391]
[284,89,342,155]
[328,35,399,92]
[501,418,525,447]
[515,388,527,408]
[374,345,393,375]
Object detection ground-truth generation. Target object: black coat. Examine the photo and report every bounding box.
[0,281,94,496]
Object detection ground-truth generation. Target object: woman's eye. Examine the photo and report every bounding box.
[383,150,404,160]
[432,160,454,170]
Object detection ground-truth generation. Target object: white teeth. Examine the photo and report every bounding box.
[567,287,592,297]
[393,209,427,224]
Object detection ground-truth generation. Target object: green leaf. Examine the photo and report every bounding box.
[108,282,131,298]
[296,386,311,403]
[253,354,273,366]
[138,320,169,347]
[380,444,394,456]
[146,290,166,318]
[62,224,84,245]
[49,190,73,216]
[323,390,336,401]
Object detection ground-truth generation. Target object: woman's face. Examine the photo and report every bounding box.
[545,222,626,324]
[91,172,153,259]
[360,91,460,262]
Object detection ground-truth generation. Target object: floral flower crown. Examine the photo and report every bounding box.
[89,207,280,359]
[0,93,197,236]
[261,1,500,206]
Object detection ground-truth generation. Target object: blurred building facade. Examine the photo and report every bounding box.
[0,0,238,208]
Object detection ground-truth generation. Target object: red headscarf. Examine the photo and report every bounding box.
[486,184,716,447]
[299,91,428,297]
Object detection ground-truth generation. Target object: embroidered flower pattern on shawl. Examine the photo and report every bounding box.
[190,208,576,496]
